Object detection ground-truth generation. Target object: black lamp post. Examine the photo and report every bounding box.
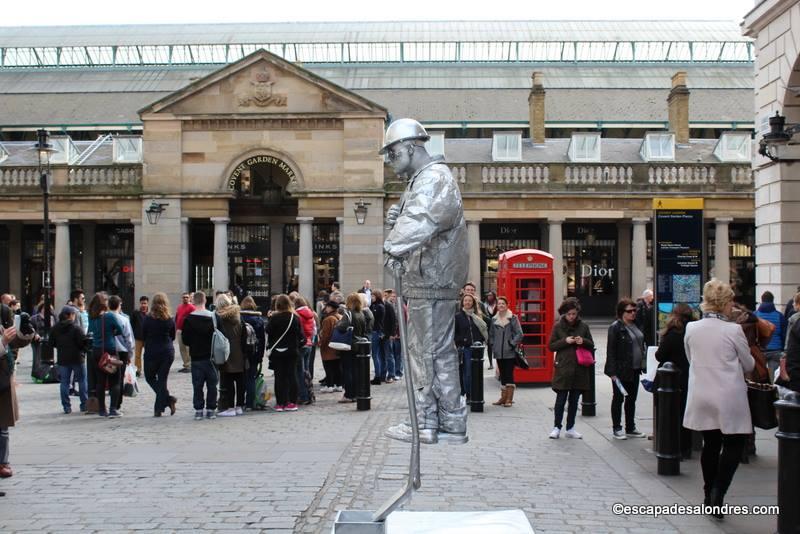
[36,129,54,360]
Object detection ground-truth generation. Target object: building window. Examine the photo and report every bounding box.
[713,132,751,162]
[313,224,339,298]
[568,132,601,162]
[228,224,271,309]
[492,132,522,161]
[479,223,541,293]
[640,133,675,161]
[0,142,7,164]
[112,136,143,164]
[426,131,445,158]
[49,135,79,165]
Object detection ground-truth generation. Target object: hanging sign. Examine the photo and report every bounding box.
[653,198,705,331]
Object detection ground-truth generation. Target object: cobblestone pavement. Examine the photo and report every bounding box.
[0,320,778,533]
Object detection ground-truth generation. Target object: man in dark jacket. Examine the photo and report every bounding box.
[634,289,655,347]
[784,285,800,321]
[783,319,800,394]
[50,306,89,413]
[130,296,149,377]
[181,291,218,420]
[756,291,788,378]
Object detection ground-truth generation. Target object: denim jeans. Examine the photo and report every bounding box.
[370,331,383,380]
[296,346,311,402]
[244,363,258,409]
[59,363,88,412]
[144,351,174,414]
[553,389,581,430]
[0,427,8,464]
[191,359,218,411]
[460,347,472,397]
[391,338,403,377]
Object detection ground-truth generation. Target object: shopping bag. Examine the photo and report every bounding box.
[641,346,659,393]
[123,364,139,397]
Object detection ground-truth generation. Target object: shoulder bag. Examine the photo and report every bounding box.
[329,311,354,351]
[576,346,595,367]
[266,314,294,358]
[211,313,231,366]
[98,315,123,374]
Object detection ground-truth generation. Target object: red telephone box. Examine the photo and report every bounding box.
[496,249,555,384]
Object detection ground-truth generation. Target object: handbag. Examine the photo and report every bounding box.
[514,345,529,369]
[746,380,778,430]
[756,317,776,346]
[576,346,595,367]
[266,313,294,358]
[329,311,354,351]
[0,357,11,395]
[98,316,123,374]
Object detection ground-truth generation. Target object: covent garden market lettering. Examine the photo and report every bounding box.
[228,155,296,189]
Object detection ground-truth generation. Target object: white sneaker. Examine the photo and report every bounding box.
[323,386,335,393]
[218,408,237,417]
[235,406,243,416]
[549,427,560,439]
[565,428,583,439]
[613,429,627,440]
[334,386,343,392]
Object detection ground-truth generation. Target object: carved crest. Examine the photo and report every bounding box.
[239,67,288,108]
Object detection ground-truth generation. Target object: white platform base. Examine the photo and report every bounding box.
[387,510,534,533]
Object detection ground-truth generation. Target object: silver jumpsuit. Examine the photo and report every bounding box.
[384,160,468,434]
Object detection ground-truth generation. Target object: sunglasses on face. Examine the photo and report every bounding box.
[624,308,636,313]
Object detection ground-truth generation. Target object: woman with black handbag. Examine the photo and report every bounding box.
[266,294,304,412]
[548,298,594,439]
[488,296,523,407]
[335,293,368,404]
[454,293,487,399]
[684,279,754,520]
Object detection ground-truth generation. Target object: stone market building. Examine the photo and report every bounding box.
[0,21,756,316]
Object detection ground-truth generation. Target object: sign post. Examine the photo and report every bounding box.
[652,198,705,332]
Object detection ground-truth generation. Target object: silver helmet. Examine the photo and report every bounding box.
[379,118,430,154]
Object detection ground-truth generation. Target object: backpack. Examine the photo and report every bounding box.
[210,313,230,366]
[243,321,258,358]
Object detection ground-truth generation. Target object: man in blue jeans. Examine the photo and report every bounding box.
[181,292,219,420]
[756,290,788,379]
[50,306,89,413]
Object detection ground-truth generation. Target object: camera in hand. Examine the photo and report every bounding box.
[18,312,34,336]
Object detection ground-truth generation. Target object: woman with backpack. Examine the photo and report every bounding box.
[142,292,177,418]
[240,296,266,411]
[87,292,125,418]
[337,293,369,404]
[215,294,249,416]
[267,294,304,412]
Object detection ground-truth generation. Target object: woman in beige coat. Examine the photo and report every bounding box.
[683,279,754,519]
[0,324,34,493]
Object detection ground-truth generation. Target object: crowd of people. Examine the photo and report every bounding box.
[1,277,799,515]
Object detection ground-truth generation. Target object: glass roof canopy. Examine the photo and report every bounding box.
[0,40,753,67]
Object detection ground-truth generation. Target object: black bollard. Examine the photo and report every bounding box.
[470,342,485,413]
[355,338,372,411]
[581,363,597,416]
[655,362,681,476]
[776,391,800,534]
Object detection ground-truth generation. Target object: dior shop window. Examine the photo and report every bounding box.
[563,223,617,317]
[480,223,541,294]
[228,224,271,309]
[707,222,755,310]
[95,225,134,313]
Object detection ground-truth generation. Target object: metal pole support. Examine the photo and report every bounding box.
[355,339,372,411]
[776,392,800,534]
[581,362,597,416]
[655,362,681,476]
[470,342,485,413]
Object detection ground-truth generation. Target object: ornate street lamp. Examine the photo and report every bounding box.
[36,129,55,363]
[145,200,169,225]
[758,111,800,162]
[354,198,370,225]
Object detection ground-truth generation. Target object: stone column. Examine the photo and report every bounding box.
[81,223,96,293]
[632,218,649,297]
[467,219,482,295]
[181,217,190,292]
[132,220,142,300]
[297,216,314,305]
[8,223,22,296]
[54,220,71,307]
[211,217,230,293]
[336,216,345,284]
[617,221,632,299]
[714,217,732,285]
[548,219,564,311]
[270,223,285,295]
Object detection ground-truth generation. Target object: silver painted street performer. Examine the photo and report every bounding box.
[380,118,469,445]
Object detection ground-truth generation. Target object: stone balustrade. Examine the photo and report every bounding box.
[0,167,39,187]
[68,166,142,187]
[564,165,632,185]
[481,165,550,184]
[0,165,142,192]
